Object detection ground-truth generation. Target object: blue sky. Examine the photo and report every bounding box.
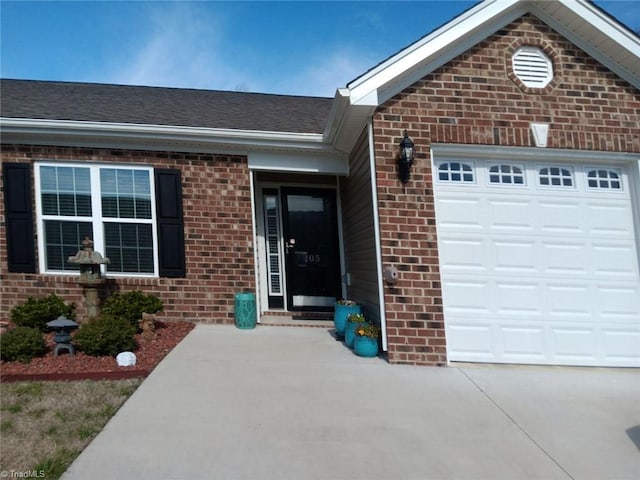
[1,1,638,98]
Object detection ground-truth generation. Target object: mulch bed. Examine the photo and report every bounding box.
[0,320,195,382]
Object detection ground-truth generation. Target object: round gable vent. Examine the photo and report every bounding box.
[512,46,553,88]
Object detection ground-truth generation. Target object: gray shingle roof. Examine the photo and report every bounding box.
[0,79,333,134]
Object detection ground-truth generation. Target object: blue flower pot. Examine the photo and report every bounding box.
[354,335,379,357]
[333,303,361,337]
[344,320,361,348]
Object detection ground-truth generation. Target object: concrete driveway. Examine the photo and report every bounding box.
[63,324,640,480]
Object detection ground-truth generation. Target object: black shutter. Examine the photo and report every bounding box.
[3,163,36,273]
[155,169,186,277]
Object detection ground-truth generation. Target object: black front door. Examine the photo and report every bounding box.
[281,188,341,311]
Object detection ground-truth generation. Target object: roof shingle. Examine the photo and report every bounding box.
[0,79,333,134]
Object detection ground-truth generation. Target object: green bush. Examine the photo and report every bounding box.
[74,315,137,357]
[0,326,47,363]
[101,290,163,329]
[10,294,76,331]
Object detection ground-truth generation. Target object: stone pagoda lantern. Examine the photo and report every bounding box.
[68,237,110,319]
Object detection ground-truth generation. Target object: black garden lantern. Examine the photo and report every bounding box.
[46,315,79,356]
[398,130,415,184]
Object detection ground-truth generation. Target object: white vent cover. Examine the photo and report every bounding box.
[512,46,553,88]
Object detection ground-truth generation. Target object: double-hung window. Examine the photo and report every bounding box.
[36,163,157,276]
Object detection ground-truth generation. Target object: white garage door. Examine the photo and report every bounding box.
[433,155,640,367]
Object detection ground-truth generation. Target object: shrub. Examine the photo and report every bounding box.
[101,290,163,329]
[10,294,76,331]
[0,326,47,363]
[74,315,137,357]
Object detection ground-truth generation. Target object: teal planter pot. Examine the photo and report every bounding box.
[354,335,379,357]
[234,292,257,329]
[344,321,358,348]
[333,303,361,337]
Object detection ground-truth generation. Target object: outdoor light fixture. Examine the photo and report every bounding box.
[398,130,415,184]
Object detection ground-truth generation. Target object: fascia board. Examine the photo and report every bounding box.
[347,0,523,106]
[529,0,640,88]
[0,117,332,154]
[322,88,351,144]
[431,143,640,164]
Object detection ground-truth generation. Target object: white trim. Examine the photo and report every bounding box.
[431,144,640,164]
[335,177,348,300]
[248,151,348,175]
[368,119,388,351]
[0,117,335,154]
[249,172,262,321]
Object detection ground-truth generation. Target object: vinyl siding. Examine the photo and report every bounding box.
[340,128,380,325]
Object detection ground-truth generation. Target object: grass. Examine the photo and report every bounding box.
[0,379,142,479]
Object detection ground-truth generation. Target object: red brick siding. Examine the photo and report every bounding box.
[374,14,640,365]
[0,145,255,323]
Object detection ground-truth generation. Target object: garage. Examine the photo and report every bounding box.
[432,148,640,367]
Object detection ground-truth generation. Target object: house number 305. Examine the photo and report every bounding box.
[306,254,321,263]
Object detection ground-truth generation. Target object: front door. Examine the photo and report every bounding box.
[281,187,341,310]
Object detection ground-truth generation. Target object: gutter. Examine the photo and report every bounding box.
[0,117,335,154]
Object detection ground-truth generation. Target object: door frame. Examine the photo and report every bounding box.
[254,180,346,315]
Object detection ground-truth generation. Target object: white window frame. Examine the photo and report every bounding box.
[488,163,526,186]
[34,162,159,277]
[537,165,575,189]
[585,167,624,191]
[436,161,476,184]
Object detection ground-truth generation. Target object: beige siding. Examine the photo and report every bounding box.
[340,128,380,325]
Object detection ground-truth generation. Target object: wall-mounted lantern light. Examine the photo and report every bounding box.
[398,130,415,184]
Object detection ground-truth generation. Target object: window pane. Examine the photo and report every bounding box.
[104,223,154,273]
[100,168,151,219]
[44,220,93,271]
[40,166,92,217]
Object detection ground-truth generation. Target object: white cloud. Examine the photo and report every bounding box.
[107,3,242,91]
[273,49,376,98]
[98,3,377,98]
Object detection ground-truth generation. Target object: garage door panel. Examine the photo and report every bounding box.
[501,327,546,357]
[587,202,635,237]
[596,285,640,318]
[434,156,640,367]
[438,237,486,271]
[538,200,585,234]
[592,243,639,278]
[488,198,534,231]
[496,282,542,315]
[436,197,482,230]
[542,242,589,275]
[602,330,640,366]
[552,328,597,360]
[493,239,537,272]
[446,323,495,358]
[546,284,591,317]
[441,280,491,313]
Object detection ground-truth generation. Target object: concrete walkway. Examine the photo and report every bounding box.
[63,324,640,480]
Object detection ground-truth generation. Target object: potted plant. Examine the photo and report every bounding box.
[333,300,361,338]
[344,313,367,348]
[353,323,380,358]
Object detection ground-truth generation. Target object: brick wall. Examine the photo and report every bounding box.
[0,145,256,323]
[373,14,640,365]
